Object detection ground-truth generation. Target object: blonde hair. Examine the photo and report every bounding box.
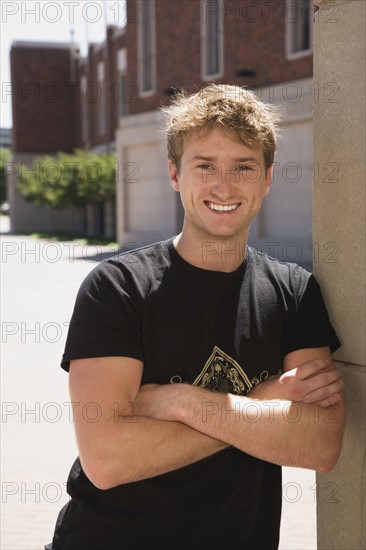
[161,83,280,172]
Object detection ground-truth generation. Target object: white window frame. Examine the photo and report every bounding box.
[286,0,313,60]
[117,49,127,74]
[97,61,106,136]
[80,74,89,143]
[137,0,156,97]
[201,0,224,81]
[117,48,128,117]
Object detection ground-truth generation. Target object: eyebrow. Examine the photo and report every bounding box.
[190,155,260,163]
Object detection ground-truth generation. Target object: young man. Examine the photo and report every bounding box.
[47,84,344,550]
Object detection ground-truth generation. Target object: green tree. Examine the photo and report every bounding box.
[0,148,10,204]
[17,149,116,209]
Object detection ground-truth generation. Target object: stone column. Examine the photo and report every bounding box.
[313,1,366,549]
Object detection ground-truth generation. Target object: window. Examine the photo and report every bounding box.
[117,48,128,117]
[137,0,156,95]
[97,61,106,135]
[80,74,89,143]
[201,0,224,80]
[286,0,313,58]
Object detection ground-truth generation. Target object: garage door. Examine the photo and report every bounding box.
[123,143,171,233]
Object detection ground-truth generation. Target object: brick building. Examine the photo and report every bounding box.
[9,42,84,234]
[10,0,315,264]
[8,29,125,236]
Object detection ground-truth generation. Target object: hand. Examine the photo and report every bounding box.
[249,358,343,408]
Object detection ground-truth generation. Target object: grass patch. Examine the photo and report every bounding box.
[28,232,118,248]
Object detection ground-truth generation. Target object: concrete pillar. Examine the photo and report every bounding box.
[313,1,366,548]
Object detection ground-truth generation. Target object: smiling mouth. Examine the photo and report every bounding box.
[205,201,241,212]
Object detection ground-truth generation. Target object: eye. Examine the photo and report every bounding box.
[236,165,252,172]
[199,163,212,171]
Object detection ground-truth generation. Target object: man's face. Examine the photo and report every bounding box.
[169,126,272,241]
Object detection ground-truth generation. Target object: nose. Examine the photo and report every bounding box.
[210,163,236,200]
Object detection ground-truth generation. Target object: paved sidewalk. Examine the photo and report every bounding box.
[1,229,316,549]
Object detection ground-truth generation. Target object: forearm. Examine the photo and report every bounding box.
[69,358,227,490]
[172,386,344,472]
[78,413,227,490]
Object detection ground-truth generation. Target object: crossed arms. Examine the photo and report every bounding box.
[69,347,345,490]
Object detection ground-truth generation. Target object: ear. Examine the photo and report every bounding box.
[263,165,273,197]
[169,160,180,192]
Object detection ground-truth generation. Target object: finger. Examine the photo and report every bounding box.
[281,358,332,382]
[286,368,340,396]
[302,378,344,404]
[301,369,341,400]
[315,394,341,408]
[301,370,341,397]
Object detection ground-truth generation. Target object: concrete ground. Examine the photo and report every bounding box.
[1,218,316,549]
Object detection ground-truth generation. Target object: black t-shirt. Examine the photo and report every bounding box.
[50,238,340,550]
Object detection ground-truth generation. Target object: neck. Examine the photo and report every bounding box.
[173,228,249,273]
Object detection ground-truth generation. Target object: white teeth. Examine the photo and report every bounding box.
[207,202,239,212]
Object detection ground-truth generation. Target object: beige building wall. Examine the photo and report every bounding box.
[313,1,366,548]
[250,78,313,267]
[116,110,177,247]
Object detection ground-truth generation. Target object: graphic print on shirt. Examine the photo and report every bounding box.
[192,345,268,395]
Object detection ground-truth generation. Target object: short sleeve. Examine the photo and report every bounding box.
[285,274,341,356]
[61,261,144,371]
